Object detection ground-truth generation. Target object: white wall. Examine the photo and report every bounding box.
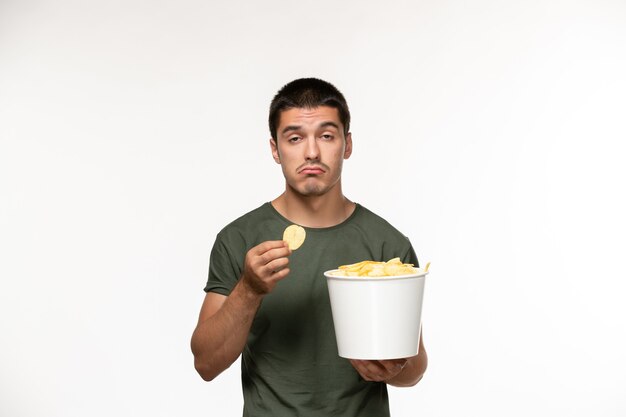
[1,1,625,416]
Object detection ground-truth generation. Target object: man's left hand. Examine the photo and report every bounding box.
[349,358,408,382]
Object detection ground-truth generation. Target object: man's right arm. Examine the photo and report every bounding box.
[190,240,291,381]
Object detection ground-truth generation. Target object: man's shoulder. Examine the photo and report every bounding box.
[215,202,280,243]
[350,204,417,264]
[222,202,274,229]
[354,204,407,237]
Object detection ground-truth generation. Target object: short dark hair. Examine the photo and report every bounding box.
[269,78,351,140]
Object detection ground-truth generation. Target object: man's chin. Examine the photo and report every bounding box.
[288,178,339,197]
[301,186,326,196]
[291,183,328,197]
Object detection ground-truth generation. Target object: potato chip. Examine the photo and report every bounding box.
[283,224,306,250]
[383,263,406,276]
[335,257,423,277]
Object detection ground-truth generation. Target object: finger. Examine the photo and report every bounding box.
[351,360,387,381]
[349,360,371,380]
[378,359,408,374]
[261,245,291,264]
[369,361,392,380]
[252,240,289,256]
[271,267,290,281]
[266,256,290,274]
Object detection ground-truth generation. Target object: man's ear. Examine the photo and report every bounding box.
[270,138,281,163]
[344,132,353,159]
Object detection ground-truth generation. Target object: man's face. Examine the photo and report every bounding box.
[270,106,352,197]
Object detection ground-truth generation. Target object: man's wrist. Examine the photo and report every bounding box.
[237,276,267,299]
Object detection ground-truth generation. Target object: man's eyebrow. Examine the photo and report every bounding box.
[280,121,340,135]
[319,121,340,130]
[281,125,301,135]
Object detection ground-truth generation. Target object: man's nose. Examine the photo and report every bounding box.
[305,137,320,161]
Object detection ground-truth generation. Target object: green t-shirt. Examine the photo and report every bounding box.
[205,202,419,417]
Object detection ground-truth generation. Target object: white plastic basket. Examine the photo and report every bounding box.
[324,270,428,359]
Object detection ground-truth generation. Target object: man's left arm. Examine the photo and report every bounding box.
[349,329,427,387]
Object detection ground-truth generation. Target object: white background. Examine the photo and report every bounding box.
[1,1,625,416]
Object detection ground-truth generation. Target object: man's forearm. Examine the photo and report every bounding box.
[191,279,263,381]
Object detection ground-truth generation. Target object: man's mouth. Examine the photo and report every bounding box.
[299,165,326,175]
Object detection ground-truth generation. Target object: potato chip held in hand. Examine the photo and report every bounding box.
[283,224,306,250]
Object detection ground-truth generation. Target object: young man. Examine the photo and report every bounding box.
[191,78,427,416]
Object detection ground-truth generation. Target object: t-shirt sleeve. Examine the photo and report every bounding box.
[204,232,243,295]
[401,239,420,268]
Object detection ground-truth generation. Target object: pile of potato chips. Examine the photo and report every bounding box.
[334,257,417,277]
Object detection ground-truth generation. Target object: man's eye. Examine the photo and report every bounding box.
[289,136,302,143]
[321,134,334,140]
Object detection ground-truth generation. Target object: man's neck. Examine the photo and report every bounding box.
[271,185,355,228]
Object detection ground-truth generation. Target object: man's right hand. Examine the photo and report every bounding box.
[241,240,291,295]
